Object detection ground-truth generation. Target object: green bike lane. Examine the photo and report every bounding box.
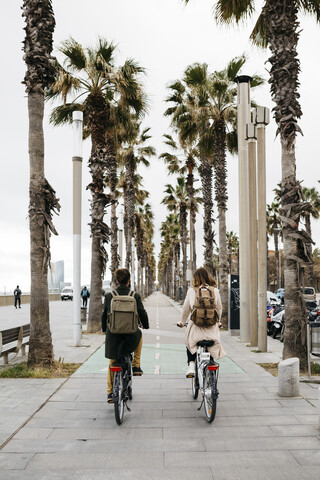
[76,292,243,376]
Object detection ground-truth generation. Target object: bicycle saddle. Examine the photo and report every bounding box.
[197,340,214,347]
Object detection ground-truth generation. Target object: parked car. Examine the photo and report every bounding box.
[274,288,285,303]
[61,287,73,301]
[303,287,316,302]
[267,291,281,306]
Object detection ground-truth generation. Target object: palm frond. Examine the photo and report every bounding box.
[250,9,268,47]
[184,63,208,87]
[214,0,256,25]
[96,37,117,65]
[297,0,320,22]
[226,55,247,81]
[59,38,86,70]
[49,103,84,126]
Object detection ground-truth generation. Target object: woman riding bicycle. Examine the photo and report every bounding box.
[177,267,227,377]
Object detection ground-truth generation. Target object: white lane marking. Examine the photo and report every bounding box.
[156,343,160,348]
[154,365,160,374]
[155,352,160,360]
[156,336,160,340]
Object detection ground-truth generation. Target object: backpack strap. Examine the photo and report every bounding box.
[208,288,214,307]
[111,290,118,297]
[129,291,135,297]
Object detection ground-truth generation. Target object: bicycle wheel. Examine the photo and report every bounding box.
[114,372,125,425]
[191,357,199,399]
[203,368,217,423]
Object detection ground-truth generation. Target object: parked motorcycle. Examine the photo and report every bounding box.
[267,306,275,336]
[271,306,285,339]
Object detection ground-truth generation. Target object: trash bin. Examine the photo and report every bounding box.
[310,320,320,356]
[81,307,87,325]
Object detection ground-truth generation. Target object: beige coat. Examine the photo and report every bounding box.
[181,286,227,360]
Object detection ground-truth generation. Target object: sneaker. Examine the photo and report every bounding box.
[132,367,143,376]
[107,393,114,404]
[186,362,195,378]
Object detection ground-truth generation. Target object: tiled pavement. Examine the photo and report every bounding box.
[0,292,320,479]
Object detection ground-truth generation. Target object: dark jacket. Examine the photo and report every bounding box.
[101,285,149,359]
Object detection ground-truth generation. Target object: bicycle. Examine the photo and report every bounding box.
[110,353,133,425]
[190,340,219,423]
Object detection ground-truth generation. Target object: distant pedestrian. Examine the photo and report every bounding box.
[81,286,90,307]
[14,285,22,309]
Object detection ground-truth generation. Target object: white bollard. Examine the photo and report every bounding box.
[278,357,300,397]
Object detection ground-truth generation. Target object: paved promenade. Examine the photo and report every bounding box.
[0,292,320,479]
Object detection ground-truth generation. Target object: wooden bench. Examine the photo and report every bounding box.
[0,324,30,364]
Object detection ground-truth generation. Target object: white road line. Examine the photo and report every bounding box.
[154,365,160,374]
[155,352,160,360]
[156,343,160,348]
[156,336,160,340]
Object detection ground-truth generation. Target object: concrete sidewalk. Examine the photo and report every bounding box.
[0,292,320,479]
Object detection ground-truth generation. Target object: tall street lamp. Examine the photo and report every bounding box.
[235,75,252,343]
[255,106,270,352]
[246,122,258,347]
[72,111,83,347]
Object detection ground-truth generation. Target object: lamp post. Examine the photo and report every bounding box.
[255,106,270,352]
[118,209,124,268]
[235,76,252,343]
[72,111,83,347]
[246,122,258,347]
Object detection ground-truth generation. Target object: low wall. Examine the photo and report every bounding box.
[0,293,61,307]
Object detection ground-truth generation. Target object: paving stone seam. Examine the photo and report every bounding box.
[0,377,69,452]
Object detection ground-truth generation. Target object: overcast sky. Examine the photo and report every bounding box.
[1,0,319,292]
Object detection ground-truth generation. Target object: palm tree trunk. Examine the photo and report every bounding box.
[125,152,135,271]
[23,0,57,367]
[28,93,54,367]
[199,158,215,275]
[213,119,228,328]
[305,214,314,287]
[86,106,110,332]
[180,204,188,299]
[274,229,280,290]
[218,206,229,328]
[266,0,308,369]
[107,136,118,282]
[187,169,197,272]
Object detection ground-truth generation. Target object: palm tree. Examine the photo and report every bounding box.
[48,38,146,332]
[267,202,282,290]
[183,0,320,376]
[160,134,199,271]
[162,178,188,298]
[120,124,156,275]
[159,214,180,298]
[165,78,216,278]
[22,0,60,367]
[166,58,263,327]
[302,187,320,287]
[226,231,239,275]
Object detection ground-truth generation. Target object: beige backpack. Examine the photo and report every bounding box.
[190,286,219,328]
[108,290,139,334]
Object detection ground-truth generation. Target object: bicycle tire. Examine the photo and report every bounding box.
[191,357,199,399]
[203,368,217,423]
[114,372,125,425]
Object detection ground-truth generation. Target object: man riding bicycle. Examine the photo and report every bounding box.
[101,268,149,403]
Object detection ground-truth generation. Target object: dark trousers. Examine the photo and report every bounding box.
[187,348,196,364]
[14,297,21,308]
[82,297,88,308]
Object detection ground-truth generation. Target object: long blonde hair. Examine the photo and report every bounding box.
[193,267,217,288]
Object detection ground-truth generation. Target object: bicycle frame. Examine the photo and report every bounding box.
[193,345,219,423]
[110,354,133,425]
